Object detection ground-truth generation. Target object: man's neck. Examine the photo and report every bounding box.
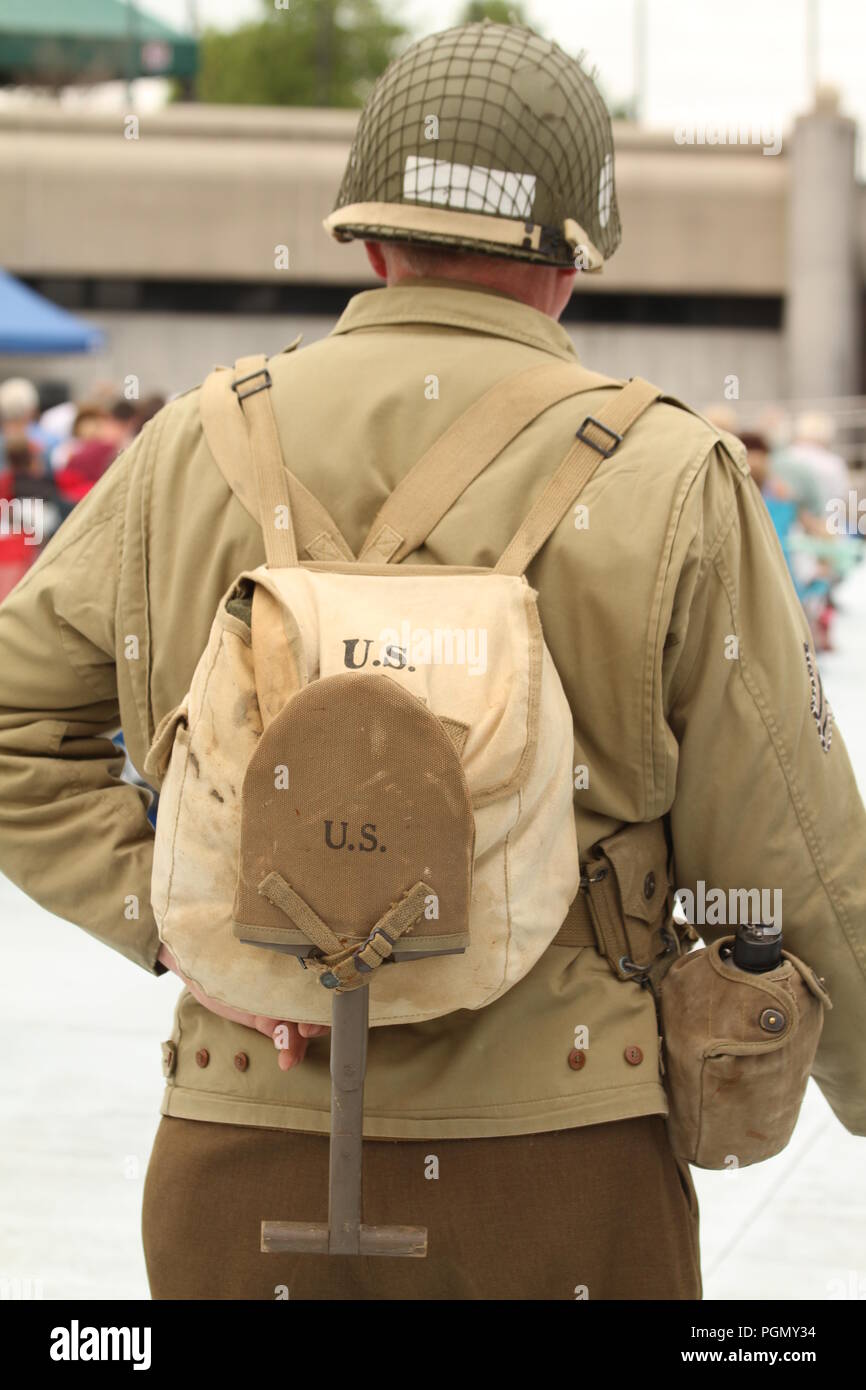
[384,273,526,305]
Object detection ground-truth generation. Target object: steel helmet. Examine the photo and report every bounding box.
[324,19,620,272]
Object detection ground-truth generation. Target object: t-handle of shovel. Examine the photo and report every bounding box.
[261,982,427,1258]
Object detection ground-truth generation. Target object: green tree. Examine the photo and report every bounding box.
[460,1,532,24]
[195,0,406,108]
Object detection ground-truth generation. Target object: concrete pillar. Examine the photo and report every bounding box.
[786,87,859,400]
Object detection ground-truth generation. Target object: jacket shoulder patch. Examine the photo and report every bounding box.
[804,643,833,753]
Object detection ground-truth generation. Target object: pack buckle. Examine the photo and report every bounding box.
[232,367,272,400]
[354,926,395,974]
[576,416,623,458]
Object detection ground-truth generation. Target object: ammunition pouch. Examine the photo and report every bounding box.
[659,936,832,1169]
[554,818,695,991]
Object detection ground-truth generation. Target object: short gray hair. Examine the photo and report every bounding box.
[0,377,39,423]
[795,411,836,448]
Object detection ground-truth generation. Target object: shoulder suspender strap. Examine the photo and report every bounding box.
[200,353,355,567]
[494,377,662,577]
[232,354,296,568]
[358,361,615,564]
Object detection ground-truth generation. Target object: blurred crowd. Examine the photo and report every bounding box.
[0,376,164,602]
[704,404,864,653]
[2,374,863,656]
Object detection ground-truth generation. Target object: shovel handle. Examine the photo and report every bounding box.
[327,984,369,1254]
[260,981,428,1258]
[261,1220,427,1257]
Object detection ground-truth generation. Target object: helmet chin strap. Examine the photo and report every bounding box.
[562,219,605,272]
[323,203,606,272]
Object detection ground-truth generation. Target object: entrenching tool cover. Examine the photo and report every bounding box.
[233,671,474,1000]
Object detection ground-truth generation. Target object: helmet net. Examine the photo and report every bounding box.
[330,21,620,269]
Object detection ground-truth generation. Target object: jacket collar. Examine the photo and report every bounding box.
[330,277,579,364]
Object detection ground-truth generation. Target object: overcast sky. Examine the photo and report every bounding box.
[139,1,866,154]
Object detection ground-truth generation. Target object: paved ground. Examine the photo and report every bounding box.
[1,561,864,1302]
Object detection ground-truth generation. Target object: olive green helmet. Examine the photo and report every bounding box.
[324,19,620,272]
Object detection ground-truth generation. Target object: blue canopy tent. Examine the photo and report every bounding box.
[0,270,104,354]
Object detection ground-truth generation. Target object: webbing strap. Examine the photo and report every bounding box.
[258,871,345,954]
[258,872,432,993]
[200,351,355,567]
[495,377,662,576]
[552,894,597,948]
[358,361,615,563]
[233,355,297,567]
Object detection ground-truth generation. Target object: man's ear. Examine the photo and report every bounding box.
[364,241,388,280]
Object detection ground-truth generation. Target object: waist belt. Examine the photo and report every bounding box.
[552,817,696,990]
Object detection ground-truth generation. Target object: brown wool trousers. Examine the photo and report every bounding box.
[142,1113,702,1300]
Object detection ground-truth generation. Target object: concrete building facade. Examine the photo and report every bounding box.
[0,97,862,421]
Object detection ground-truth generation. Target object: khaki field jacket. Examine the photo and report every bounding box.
[0,280,864,1139]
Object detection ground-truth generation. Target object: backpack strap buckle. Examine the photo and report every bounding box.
[231,366,272,400]
[575,415,623,457]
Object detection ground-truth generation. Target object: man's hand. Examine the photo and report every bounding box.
[157,942,329,1070]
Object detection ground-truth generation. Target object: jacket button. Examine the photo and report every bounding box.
[624,1045,643,1065]
[195,1048,210,1068]
[234,1051,249,1072]
[643,872,656,900]
[161,1041,176,1078]
[759,1008,786,1033]
[567,1048,587,1071]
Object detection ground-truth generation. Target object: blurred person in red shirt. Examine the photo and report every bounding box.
[54,400,138,505]
[0,435,67,603]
